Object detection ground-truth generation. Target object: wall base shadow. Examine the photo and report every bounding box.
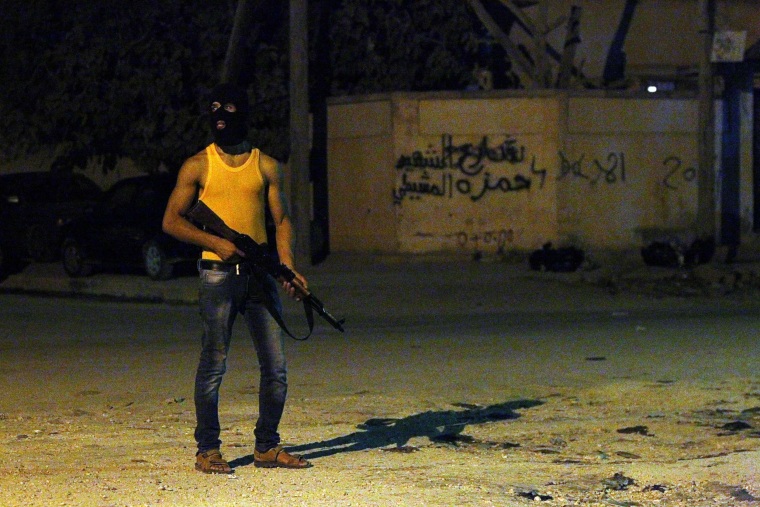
[228,399,543,469]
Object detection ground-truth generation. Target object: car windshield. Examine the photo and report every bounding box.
[64,174,102,201]
[101,180,139,215]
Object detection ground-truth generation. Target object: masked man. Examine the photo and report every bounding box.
[163,83,311,473]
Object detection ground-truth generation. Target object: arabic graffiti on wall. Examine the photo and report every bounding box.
[393,133,698,252]
[393,134,547,204]
[557,151,626,185]
[394,134,698,203]
[557,151,697,189]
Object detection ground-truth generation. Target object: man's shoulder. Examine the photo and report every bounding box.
[182,146,210,169]
[176,147,210,185]
[256,150,280,171]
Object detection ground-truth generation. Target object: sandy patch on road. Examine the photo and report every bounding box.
[2,366,759,506]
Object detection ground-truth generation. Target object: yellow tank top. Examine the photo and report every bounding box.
[199,144,267,261]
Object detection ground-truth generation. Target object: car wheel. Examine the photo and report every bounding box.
[27,224,56,262]
[61,238,93,277]
[143,239,173,280]
[0,242,24,277]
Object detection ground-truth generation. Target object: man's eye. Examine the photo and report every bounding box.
[224,104,237,112]
[210,102,221,112]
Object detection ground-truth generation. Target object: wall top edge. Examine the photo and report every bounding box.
[326,89,700,105]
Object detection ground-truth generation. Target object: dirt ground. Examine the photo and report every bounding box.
[1,256,759,506]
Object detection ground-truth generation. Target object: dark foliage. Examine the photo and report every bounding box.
[0,0,232,172]
[0,0,490,172]
[329,0,482,95]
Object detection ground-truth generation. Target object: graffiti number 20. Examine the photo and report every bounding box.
[662,156,696,189]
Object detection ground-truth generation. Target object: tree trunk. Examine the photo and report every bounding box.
[465,0,535,87]
[534,0,550,87]
[602,0,638,86]
[556,5,582,89]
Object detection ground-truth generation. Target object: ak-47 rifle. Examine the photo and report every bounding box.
[185,200,345,335]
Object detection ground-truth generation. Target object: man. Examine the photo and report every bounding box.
[162,83,311,473]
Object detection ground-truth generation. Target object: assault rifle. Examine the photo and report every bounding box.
[185,200,345,335]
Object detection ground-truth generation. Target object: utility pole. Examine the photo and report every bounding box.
[697,0,716,241]
[290,0,311,264]
[220,0,256,84]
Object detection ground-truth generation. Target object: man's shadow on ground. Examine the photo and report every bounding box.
[229,399,542,468]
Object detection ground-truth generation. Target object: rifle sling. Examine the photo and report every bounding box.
[253,267,314,341]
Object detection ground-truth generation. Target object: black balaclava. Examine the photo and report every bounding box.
[207,83,250,148]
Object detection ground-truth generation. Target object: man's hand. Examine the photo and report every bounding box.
[213,236,245,263]
[281,269,308,301]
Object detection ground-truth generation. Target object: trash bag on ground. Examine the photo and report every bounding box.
[641,237,714,267]
[529,243,585,272]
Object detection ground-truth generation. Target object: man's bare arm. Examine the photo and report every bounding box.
[260,156,294,267]
[261,154,307,296]
[162,153,241,261]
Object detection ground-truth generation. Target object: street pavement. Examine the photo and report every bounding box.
[3,252,760,324]
[2,252,760,507]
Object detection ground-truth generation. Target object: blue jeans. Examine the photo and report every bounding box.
[194,266,287,454]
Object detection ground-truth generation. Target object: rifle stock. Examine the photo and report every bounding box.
[185,200,238,241]
[185,200,345,333]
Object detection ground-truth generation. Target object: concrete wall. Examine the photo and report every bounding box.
[327,99,398,252]
[322,1,760,257]
[327,91,735,257]
[392,94,561,254]
[560,97,699,249]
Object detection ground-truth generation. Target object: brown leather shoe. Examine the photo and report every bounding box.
[195,449,233,474]
[253,445,312,469]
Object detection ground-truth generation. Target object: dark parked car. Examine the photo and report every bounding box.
[60,174,199,280]
[0,236,6,276]
[0,171,103,267]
